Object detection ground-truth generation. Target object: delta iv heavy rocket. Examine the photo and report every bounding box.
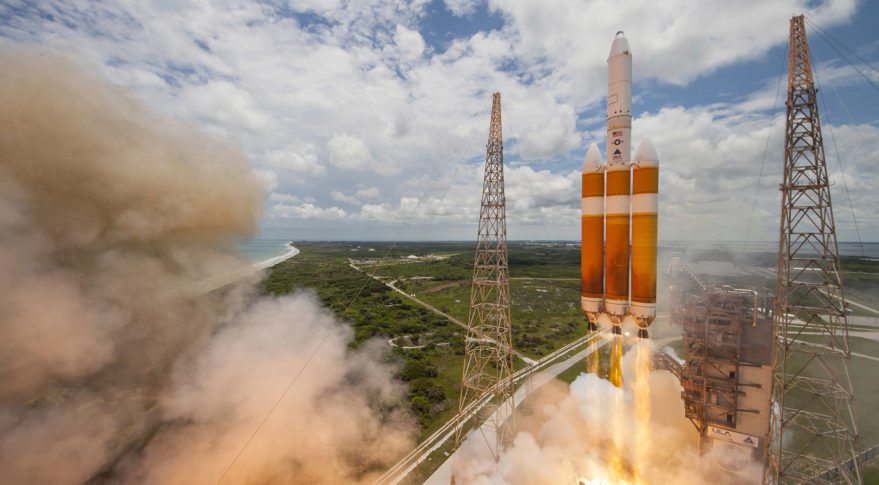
[581,31,659,339]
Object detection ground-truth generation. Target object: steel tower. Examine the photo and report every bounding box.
[454,92,515,460]
[763,15,861,485]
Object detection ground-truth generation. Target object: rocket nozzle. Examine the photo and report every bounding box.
[638,329,649,339]
[585,311,600,331]
[634,315,654,329]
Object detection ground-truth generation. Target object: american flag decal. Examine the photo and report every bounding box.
[612,130,622,137]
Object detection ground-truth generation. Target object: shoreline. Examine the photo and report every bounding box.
[196,243,299,294]
[254,242,299,270]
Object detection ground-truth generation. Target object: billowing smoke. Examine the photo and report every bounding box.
[452,346,761,484]
[124,296,414,484]
[0,45,413,484]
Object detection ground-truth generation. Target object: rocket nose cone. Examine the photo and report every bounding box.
[634,137,659,162]
[582,143,604,170]
[609,30,630,57]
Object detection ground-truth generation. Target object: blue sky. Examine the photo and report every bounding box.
[1,0,877,242]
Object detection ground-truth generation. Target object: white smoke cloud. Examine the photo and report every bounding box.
[0,45,414,485]
[127,294,414,485]
[452,346,761,484]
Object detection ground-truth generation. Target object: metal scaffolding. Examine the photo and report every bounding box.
[454,92,516,460]
[763,15,861,485]
[680,288,773,446]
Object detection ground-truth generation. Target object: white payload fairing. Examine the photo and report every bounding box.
[581,31,659,339]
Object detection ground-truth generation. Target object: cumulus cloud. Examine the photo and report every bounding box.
[506,165,580,221]
[445,0,481,17]
[2,0,873,240]
[395,24,426,59]
[494,0,857,92]
[182,80,270,133]
[355,186,382,201]
[328,133,374,170]
[269,192,303,204]
[331,190,362,205]
[272,202,348,219]
[265,145,326,175]
[630,97,877,241]
[0,46,413,485]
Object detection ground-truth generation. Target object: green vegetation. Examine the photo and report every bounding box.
[262,243,464,436]
[840,256,879,312]
[261,241,591,440]
[863,458,879,484]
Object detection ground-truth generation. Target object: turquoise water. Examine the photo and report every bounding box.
[235,239,293,263]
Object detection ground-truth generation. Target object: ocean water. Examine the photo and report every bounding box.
[661,241,879,259]
[234,238,294,263]
[234,238,879,263]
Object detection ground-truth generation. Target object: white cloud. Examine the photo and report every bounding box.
[327,134,373,170]
[287,0,343,12]
[181,80,270,133]
[330,190,360,205]
[444,0,480,17]
[629,96,879,241]
[268,192,304,204]
[357,203,395,221]
[394,24,425,59]
[492,0,857,93]
[354,187,381,201]
[4,0,873,240]
[514,102,581,159]
[264,146,326,175]
[270,202,347,220]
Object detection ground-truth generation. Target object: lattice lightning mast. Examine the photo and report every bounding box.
[763,15,861,485]
[454,92,516,461]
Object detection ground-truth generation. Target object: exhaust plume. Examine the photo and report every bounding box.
[453,346,761,484]
[0,45,413,484]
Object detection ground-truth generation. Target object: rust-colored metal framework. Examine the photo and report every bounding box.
[763,15,861,485]
[454,92,515,460]
[680,288,772,440]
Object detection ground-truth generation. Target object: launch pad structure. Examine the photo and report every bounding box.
[663,15,864,484]
[678,286,774,474]
[763,15,862,485]
[454,92,516,461]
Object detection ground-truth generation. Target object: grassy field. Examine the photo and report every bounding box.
[863,459,879,484]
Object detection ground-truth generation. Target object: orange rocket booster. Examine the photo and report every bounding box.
[581,144,604,329]
[631,139,658,338]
